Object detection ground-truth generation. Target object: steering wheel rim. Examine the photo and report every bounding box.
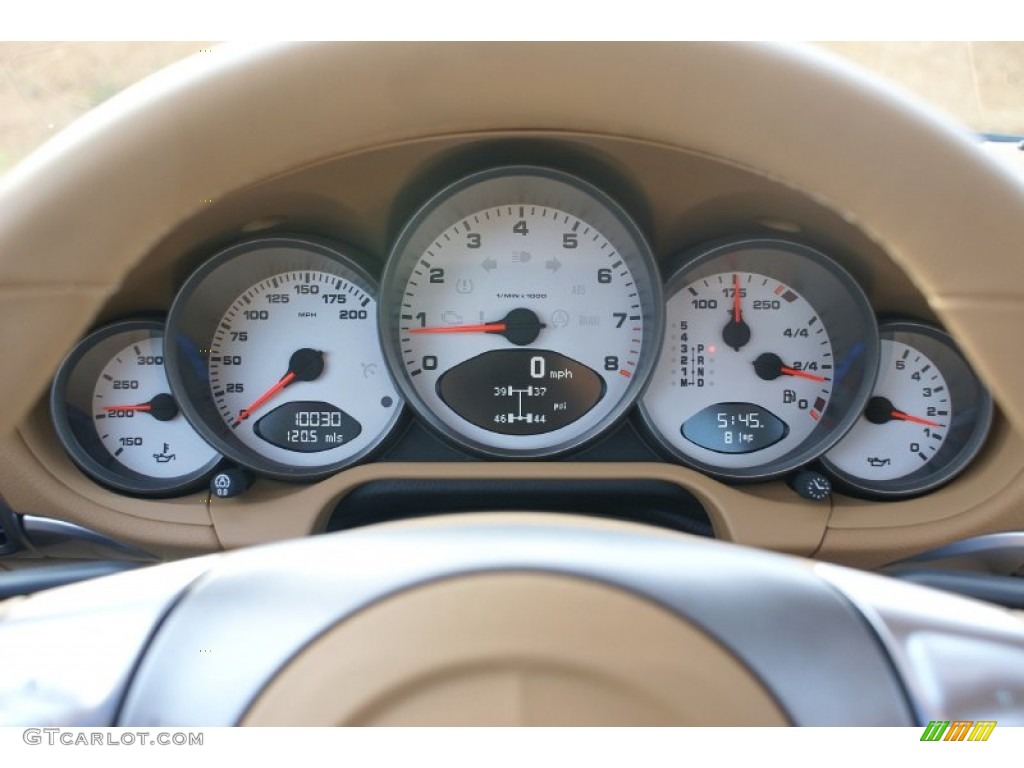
[114,513,913,726]
[3,42,1024,726]
[1,42,1024,437]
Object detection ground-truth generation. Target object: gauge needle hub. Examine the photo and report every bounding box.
[103,392,179,421]
[234,348,324,426]
[410,307,546,346]
[753,352,828,382]
[721,273,751,351]
[864,395,941,427]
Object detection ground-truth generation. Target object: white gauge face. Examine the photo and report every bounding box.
[643,271,834,470]
[825,340,951,481]
[640,239,879,481]
[207,270,400,469]
[92,337,218,478]
[382,168,662,457]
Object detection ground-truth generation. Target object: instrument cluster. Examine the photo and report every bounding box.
[49,165,994,501]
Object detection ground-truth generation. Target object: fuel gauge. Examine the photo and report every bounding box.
[51,320,221,496]
[821,320,992,498]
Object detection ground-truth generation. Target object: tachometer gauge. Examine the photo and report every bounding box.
[50,320,221,495]
[639,238,878,480]
[165,237,402,481]
[380,166,663,457]
[821,321,993,498]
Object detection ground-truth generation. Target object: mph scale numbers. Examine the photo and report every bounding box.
[207,269,398,468]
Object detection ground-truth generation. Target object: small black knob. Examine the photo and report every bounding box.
[210,466,253,498]
[789,470,831,502]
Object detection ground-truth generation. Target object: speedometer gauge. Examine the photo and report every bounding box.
[380,166,663,457]
[821,321,992,498]
[165,237,402,481]
[639,238,878,480]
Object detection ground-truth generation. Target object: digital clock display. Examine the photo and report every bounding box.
[681,402,788,454]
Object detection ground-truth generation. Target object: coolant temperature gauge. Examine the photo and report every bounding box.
[639,238,878,480]
[821,321,993,498]
[51,320,221,496]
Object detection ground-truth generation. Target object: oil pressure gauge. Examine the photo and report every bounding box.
[50,320,221,496]
[821,321,993,498]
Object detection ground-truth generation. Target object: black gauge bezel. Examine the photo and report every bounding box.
[637,237,880,481]
[379,165,664,459]
[50,319,222,496]
[820,320,994,499]
[164,235,404,481]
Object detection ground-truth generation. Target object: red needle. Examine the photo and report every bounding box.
[102,404,152,411]
[410,323,508,334]
[779,366,828,382]
[235,371,296,425]
[890,410,941,427]
[733,273,742,322]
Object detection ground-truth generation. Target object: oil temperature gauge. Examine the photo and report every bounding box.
[821,321,993,498]
[51,320,221,496]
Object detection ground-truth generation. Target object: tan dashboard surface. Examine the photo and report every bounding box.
[2,43,1024,565]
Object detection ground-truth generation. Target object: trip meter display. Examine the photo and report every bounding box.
[640,238,878,480]
[380,166,662,457]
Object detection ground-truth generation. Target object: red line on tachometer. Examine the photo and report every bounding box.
[410,323,507,334]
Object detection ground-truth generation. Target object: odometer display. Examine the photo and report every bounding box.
[381,167,662,457]
[165,237,402,480]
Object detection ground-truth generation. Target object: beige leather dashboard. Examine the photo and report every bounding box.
[2,42,1024,568]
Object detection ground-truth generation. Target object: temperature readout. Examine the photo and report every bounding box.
[436,349,605,435]
[681,402,788,454]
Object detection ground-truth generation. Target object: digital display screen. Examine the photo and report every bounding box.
[681,402,788,454]
[437,349,606,436]
[254,401,362,453]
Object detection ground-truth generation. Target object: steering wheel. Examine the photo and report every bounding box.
[2,42,1024,726]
